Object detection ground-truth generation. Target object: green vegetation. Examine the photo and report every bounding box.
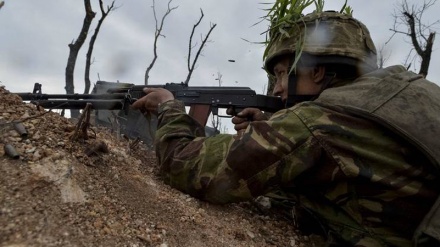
[262,0,353,72]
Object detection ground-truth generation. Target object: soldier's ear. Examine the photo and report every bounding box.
[313,66,326,84]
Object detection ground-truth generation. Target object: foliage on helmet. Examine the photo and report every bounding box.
[262,0,377,75]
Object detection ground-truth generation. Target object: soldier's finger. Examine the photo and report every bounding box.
[234,122,249,131]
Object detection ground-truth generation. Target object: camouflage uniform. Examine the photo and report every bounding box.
[155,65,439,246]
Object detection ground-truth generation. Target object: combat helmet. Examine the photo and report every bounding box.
[264,10,378,76]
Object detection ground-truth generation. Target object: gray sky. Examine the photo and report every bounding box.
[1,0,439,131]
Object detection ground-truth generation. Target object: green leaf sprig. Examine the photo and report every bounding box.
[262,0,352,73]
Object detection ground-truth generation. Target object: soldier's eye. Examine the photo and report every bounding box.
[275,70,285,78]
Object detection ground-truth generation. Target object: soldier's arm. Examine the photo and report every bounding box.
[154,100,320,204]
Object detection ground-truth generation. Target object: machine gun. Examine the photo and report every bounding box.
[16,82,284,126]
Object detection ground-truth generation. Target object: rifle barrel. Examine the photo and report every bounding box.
[16,93,127,101]
[30,100,124,110]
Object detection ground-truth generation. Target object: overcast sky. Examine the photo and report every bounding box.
[0,0,439,131]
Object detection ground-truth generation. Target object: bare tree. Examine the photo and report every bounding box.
[377,44,391,69]
[184,9,217,85]
[84,0,116,94]
[65,0,96,118]
[144,0,178,85]
[389,0,439,77]
[214,71,223,87]
[210,71,223,132]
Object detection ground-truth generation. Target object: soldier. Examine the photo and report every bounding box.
[132,9,440,247]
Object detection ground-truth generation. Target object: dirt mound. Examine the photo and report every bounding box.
[0,86,318,247]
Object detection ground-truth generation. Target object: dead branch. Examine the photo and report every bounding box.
[65,0,96,118]
[70,103,93,141]
[388,0,438,76]
[84,0,117,94]
[144,0,178,85]
[377,44,391,69]
[187,9,205,72]
[183,9,217,85]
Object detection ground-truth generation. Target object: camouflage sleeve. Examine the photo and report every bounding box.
[155,100,321,204]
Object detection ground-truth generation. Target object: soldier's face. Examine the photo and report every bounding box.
[272,57,323,104]
[272,58,290,102]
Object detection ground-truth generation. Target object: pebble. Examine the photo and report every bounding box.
[25,147,36,153]
[33,150,42,161]
[290,238,296,246]
[246,230,256,239]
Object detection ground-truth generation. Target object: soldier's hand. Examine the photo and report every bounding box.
[131,88,174,114]
[227,108,268,132]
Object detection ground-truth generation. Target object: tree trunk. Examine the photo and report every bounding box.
[65,0,96,118]
[84,0,115,94]
[418,32,435,77]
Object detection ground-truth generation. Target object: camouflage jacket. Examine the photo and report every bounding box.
[154,65,439,246]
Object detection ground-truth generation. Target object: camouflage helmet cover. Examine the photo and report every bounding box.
[264,11,378,75]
